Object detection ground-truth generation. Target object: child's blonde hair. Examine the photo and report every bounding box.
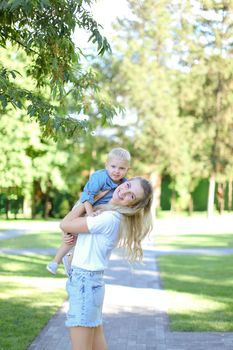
[97,177,153,261]
[107,147,131,163]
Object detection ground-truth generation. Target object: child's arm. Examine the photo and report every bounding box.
[72,202,86,215]
[80,171,105,208]
[83,201,94,215]
[83,189,111,216]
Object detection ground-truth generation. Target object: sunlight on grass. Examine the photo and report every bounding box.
[166,290,224,314]
[158,254,233,331]
[0,276,65,298]
[156,232,233,249]
[0,230,61,249]
[163,272,233,287]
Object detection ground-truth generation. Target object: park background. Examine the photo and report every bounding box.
[0,1,233,349]
[1,0,233,219]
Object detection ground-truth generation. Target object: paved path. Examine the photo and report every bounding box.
[2,247,233,256]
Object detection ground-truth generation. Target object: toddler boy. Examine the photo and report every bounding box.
[46,147,131,274]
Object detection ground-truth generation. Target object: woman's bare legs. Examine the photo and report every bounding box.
[92,326,108,350]
[69,325,107,350]
[70,326,95,350]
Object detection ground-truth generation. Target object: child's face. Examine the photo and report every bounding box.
[106,157,129,183]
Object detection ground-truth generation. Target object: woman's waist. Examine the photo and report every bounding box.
[71,265,104,276]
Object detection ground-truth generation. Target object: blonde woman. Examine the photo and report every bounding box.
[60,177,153,350]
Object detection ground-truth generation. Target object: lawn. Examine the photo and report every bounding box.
[158,254,233,331]
[156,232,233,249]
[0,227,67,350]
[0,230,62,249]
[156,230,233,331]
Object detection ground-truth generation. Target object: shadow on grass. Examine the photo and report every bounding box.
[0,291,65,350]
[0,253,66,350]
[0,253,64,277]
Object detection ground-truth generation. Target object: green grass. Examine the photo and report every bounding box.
[0,230,62,249]
[156,232,233,249]
[0,253,66,350]
[0,216,59,221]
[157,253,233,331]
[156,230,233,331]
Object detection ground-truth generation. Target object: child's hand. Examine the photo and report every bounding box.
[89,210,101,217]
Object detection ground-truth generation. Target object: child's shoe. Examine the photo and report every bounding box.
[46,261,58,274]
[62,255,71,276]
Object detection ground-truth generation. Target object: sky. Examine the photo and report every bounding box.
[72,0,135,126]
[73,0,130,50]
[91,0,130,38]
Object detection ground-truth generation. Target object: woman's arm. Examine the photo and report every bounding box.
[60,206,89,234]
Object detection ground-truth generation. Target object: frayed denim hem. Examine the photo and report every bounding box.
[65,320,102,328]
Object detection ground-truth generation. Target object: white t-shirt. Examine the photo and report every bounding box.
[71,211,121,271]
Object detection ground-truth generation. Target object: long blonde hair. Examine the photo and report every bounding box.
[97,177,153,261]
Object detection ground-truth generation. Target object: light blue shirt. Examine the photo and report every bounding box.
[80,169,127,206]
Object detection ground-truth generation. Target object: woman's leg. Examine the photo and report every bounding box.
[92,325,108,350]
[70,326,94,350]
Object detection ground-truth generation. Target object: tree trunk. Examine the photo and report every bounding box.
[5,197,9,219]
[31,181,36,219]
[170,188,176,212]
[207,175,215,217]
[43,180,52,219]
[217,183,225,214]
[228,178,232,211]
[188,195,193,216]
[150,172,162,220]
[44,194,50,219]
[23,195,32,218]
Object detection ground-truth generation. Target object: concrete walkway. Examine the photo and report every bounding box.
[2,247,233,256]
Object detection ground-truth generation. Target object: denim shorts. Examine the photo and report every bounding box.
[65,266,105,328]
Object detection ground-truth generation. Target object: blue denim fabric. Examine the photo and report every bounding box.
[65,266,105,328]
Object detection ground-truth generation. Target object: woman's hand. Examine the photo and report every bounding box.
[88,209,101,217]
[63,232,77,245]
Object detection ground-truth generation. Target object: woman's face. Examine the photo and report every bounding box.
[111,179,144,207]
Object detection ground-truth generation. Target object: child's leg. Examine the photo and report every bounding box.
[47,240,75,275]
[47,202,84,275]
[53,242,72,264]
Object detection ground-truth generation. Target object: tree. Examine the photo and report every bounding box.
[105,0,198,212]
[177,0,233,215]
[0,0,118,140]
[0,110,33,218]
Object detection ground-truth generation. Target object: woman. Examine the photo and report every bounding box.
[60,177,153,350]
